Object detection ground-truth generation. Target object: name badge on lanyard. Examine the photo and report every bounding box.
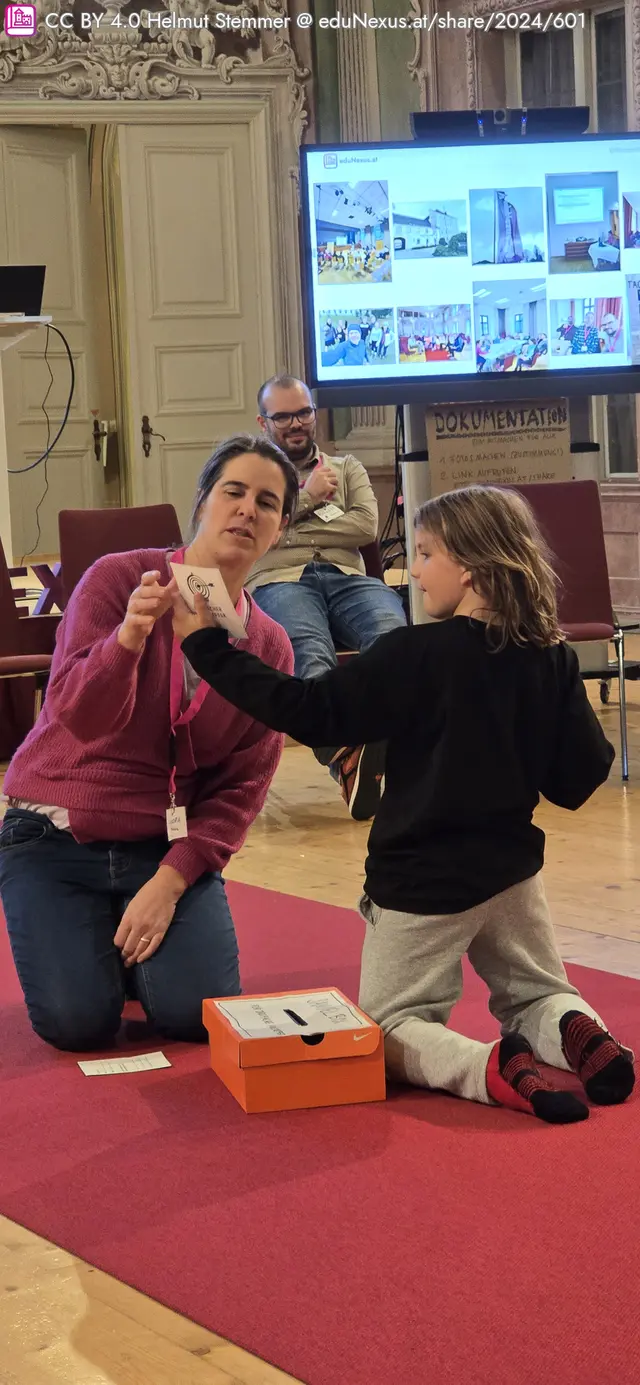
[166,572,249,841]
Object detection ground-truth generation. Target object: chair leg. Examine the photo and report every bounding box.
[33,680,44,723]
[613,629,629,781]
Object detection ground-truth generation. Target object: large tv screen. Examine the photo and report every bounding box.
[300,134,640,405]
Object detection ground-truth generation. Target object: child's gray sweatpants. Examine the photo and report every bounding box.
[358,873,606,1105]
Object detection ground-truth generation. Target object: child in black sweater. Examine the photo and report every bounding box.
[172,485,634,1124]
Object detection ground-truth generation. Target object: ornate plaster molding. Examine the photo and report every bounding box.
[630,0,640,131]
[0,0,309,132]
[407,0,439,111]
[336,0,381,141]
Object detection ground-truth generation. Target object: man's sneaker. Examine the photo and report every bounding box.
[336,742,386,821]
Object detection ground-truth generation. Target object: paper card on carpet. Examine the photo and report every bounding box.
[78,1051,171,1076]
[170,563,247,641]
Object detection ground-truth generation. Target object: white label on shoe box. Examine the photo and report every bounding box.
[215,990,370,1039]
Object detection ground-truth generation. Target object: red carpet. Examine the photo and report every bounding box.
[1,882,640,1385]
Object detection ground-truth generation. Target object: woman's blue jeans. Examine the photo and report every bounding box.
[0,809,240,1051]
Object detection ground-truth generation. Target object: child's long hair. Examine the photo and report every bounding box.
[415,486,563,650]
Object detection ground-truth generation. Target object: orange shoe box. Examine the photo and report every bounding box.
[202,988,386,1114]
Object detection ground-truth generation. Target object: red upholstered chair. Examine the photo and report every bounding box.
[58,504,183,607]
[359,540,385,582]
[0,537,58,724]
[508,479,631,780]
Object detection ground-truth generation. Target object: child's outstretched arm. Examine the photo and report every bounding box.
[178,619,415,751]
[540,644,615,809]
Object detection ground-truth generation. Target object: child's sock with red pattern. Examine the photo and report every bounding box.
[486,1034,588,1124]
[560,1011,635,1105]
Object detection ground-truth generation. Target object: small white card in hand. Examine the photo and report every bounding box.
[170,563,247,641]
[315,503,344,523]
[78,1050,171,1076]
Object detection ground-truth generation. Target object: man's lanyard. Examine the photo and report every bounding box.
[166,547,248,837]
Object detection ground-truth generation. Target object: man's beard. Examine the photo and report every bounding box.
[283,433,315,463]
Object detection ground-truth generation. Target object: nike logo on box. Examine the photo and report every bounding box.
[353,1032,371,1042]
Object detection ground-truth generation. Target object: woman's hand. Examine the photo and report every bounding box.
[114,865,187,966]
[171,590,217,643]
[118,572,178,654]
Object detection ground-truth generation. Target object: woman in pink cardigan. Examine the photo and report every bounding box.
[0,435,297,1051]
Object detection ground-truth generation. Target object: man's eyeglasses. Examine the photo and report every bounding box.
[263,407,316,428]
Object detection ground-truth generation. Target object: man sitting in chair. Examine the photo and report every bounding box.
[250,373,406,821]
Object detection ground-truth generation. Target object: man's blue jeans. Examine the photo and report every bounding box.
[253,564,406,764]
[0,809,240,1051]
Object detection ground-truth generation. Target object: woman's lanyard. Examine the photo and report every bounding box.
[166,546,249,842]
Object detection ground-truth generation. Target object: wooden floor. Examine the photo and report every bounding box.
[2,675,640,1383]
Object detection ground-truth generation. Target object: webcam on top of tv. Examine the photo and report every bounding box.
[411,107,590,142]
